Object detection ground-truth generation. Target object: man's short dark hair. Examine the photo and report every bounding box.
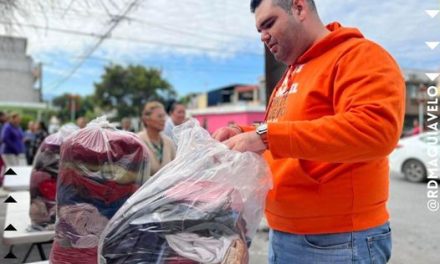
[166,101,185,115]
[250,0,316,13]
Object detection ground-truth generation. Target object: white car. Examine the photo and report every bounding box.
[389,132,439,183]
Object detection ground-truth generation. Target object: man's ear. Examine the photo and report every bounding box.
[292,0,307,19]
[293,0,302,15]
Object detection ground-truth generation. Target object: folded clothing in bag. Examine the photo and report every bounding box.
[99,119,272,264]
[50,117,149,264]
[29,123,78,230]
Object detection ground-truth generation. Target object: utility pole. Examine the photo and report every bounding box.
[70,94,76,122]
[39,62,43,102]
[418,84,427,132]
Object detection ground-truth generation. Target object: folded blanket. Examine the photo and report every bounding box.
[61,127,147,167]
[50,240,98,264]
[221,238,249,264]
[100,181,248,264]
[57,182,132,219]
[30,124,78,231]
[165,233,235,263]
[30,198,52,226]
[61,161,145,185]
[38,178,57,201]
[51,118,150,264]
[30,170,52,198]
[59,167,139,204]
[57,203,109,248]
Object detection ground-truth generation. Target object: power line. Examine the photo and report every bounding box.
[0,2,264,92]
[28,5,258,41]
[0,20,103,38]
[61,0,77,18]
[0,21,263,56]
[48,0,142,91]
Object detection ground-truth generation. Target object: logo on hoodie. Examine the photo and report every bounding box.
[267,65,303,121]
[289,83,299,94]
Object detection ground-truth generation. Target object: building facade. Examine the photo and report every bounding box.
[187,84,266,133]
[0,36,42,105]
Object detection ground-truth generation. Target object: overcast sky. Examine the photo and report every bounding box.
[1,0,439,99]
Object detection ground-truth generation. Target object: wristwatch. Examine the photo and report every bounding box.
[256,123,268,147]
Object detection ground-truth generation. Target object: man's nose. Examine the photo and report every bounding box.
[260,31,270,43]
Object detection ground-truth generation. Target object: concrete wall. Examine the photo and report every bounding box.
[0,36,40,103]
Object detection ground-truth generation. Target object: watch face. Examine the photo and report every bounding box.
[257,123,268,134]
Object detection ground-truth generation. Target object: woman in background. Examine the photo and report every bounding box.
[137,101,176,179]
[0,112,25,166]
[29,121,49,165]
[164,102,186,143]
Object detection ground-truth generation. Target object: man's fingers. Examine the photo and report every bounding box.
[225,139,244,152]
[212,131,220,140]
[224,138,238,150]
[223,138,232,148]
[212,129,225,141]
[213,127,233,141]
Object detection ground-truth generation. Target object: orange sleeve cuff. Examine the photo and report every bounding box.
[267,122,297,159]
[238,125,256,132]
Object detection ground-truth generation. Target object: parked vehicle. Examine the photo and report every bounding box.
[389,132,439,183]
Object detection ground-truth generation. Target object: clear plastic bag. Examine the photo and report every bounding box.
[50,116,149,264]
[98,119,272,264]
[29,123,78,230]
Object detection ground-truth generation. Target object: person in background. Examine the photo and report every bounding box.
[0,111,8,190]
[29,121,49,165]
[76,116,88,129]
[24,121,37,165]
[48,115,61,134]
[164,102,186,143]
[410,119,421,136]
[0,153,5,195]
[137,101,176,179]
[213,0,405,263]
[0,112,25,166]
[121,117,134,132]
[0,111,8,140]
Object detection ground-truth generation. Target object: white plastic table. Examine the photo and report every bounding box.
[3,191,54,262]
[2,166,32,191]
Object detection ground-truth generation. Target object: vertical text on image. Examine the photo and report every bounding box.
[426,85,439,212]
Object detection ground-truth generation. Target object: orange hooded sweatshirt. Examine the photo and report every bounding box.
[260,22,405,234]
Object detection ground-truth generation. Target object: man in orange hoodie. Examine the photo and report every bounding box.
[213,0,405,263]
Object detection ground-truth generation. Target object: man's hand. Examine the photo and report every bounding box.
[212,126,242,142]
[224,131,267,154]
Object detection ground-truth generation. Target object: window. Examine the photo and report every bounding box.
[238,91,254,101]
[407,84,417,99]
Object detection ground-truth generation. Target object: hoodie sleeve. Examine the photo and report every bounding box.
[268,42,405,163]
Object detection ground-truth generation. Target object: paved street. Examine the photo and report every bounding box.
[1,172,439,263]
[248,172,440,264]
[386,172,439,264]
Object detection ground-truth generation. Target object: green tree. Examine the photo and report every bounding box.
[52,93,74,122]
[94,64,176,120]
[52,93,96,123]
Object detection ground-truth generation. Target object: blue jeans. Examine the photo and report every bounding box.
[269,222,392,264]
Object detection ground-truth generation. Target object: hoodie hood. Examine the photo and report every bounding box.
[296,22,364,64]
